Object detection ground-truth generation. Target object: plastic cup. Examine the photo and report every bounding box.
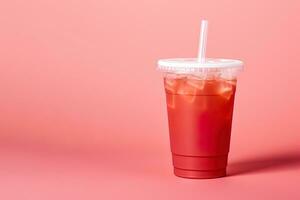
[158,58,243,179]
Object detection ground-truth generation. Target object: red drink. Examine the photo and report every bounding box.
[164,74,237,178]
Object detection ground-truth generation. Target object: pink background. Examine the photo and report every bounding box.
[0,0,300,199]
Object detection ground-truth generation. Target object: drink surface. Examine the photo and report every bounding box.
[164,74,236,156]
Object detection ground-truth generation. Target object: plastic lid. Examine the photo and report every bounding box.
[158,58,243,72]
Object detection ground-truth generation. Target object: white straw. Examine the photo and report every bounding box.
[197,20,208,63]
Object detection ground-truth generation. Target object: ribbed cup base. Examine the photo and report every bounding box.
[174,167,226,179]
[172,154,228,179]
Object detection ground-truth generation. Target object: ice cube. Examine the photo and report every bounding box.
[164,77,178,93]
[179,78,205,103]
[186,78,205,90]
[219,81,235,100]
[174,77,188,94]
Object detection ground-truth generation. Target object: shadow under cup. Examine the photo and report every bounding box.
[164,72,238,179]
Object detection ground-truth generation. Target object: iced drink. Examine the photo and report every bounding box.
[158,20,243,179]
[164,72,236,178]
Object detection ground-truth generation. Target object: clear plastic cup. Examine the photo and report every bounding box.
[158,58,243,178]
